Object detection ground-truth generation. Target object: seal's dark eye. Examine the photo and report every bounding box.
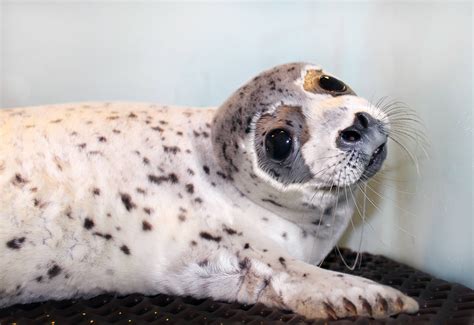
[265,129,292,161]
[319,75,347,92]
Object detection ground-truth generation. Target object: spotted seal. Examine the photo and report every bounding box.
[0,62,418,319]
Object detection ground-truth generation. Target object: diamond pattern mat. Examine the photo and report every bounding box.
[1,249,473,324]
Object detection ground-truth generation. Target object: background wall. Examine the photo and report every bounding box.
[1,1,472,288]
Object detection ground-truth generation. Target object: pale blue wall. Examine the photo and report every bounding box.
[1,1,472,288]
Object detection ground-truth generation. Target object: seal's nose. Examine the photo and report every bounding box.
[337,112,387,156]
[339,112,375,143]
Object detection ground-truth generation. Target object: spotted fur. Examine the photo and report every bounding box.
[0,63,418,319]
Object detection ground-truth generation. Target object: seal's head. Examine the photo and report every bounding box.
[212,62,389,214]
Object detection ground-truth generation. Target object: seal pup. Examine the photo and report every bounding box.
[0,62,418,319]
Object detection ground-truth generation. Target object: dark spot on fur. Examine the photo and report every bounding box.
[203,166,210,174]
[151,126,164,132]
[143,207,152,215]
[261,198,283,207]
[244,243,250,249]
[36,276,43,282]
[190,240,197,246]
[278,257,286,268]
[187,168,195,176]
[199,232,222,242]
[176,131,183,136]
[185,184,194,194]
[142,221,153,231]
[128,112,137,118]
[148,173,179,185]
[148,174,168,184]
[198,259,209,267]
[92,188,100,196]
[178,214,186,222]
[98,136,107,142]
[6,237,26,249]
[163,145,180,154]
[120,245,131,255]
[194,197,203,204]
[84,218,95,230]
[120,193,136,211]
[112,129,121,134]
[136,187,146,194]
[323,207,333,216]
[281,232,287,239]
[169,173,179,183]
[93,232,113,240]
[239,257,250,270]
[77,143,87,149]
[47,265,62,279]
[143,157,150,165]
[223,226,237,235]
[12,173,28,186]
[50,119,62,123]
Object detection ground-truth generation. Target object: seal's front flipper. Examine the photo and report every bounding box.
[167,244,418,320]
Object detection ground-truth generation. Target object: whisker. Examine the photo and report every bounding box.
[387,136,421,176]
[335,169,362,270]
[363,181,420,222]
[354,169,416,240]
[352,182,390,248]
[366,175,417,194]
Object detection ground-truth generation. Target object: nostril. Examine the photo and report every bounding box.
[356,112,370,129]
[340,129,361,142]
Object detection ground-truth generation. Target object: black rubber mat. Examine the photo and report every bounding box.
[1,248,473,324]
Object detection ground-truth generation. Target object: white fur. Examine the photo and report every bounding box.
[0,99,417,319]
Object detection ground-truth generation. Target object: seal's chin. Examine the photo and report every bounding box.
[361,143,387,180]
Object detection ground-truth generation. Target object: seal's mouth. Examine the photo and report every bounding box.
[362,143,387,180]
[315,143,388,191]
[367,143,386,168]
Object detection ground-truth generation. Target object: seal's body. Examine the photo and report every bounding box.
[0,63,418,319]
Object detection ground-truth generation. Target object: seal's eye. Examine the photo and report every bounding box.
[265,129,292,161]
[319,75,347,92]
